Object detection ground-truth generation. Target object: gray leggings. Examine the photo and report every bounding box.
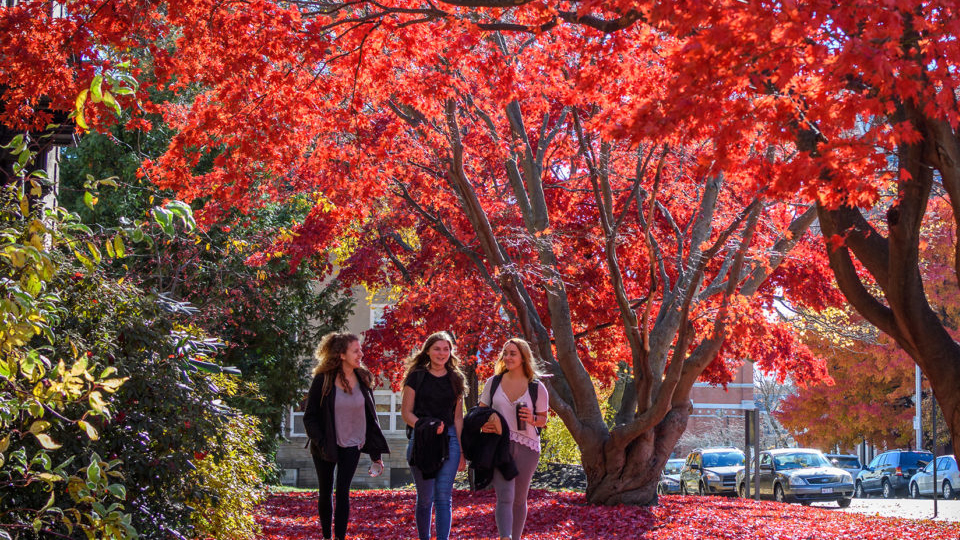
[492,441,539,540]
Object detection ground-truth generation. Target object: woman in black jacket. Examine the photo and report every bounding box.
[302,332,390,540]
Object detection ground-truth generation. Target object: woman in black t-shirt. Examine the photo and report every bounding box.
[400,332,467,540]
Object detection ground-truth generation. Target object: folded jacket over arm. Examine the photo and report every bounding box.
[410,416,449,479]
[462,406,518,490]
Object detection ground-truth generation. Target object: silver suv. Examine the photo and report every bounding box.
[679,447,744,496]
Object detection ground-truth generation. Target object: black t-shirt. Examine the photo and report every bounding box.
[406,369,457,428]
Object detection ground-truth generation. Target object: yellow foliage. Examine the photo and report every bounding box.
[189,414,268,540]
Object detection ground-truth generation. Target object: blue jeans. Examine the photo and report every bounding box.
[407,431,460,540]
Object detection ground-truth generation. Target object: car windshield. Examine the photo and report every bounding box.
[901,452,934,468]
[702,451,745,468]
[664,461,683,475]
[774,452,831,470]
[830,456,861,469]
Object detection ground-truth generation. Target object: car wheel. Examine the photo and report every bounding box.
[774,483,786,503]
[943,480,955,500]
[854,481,866,499]
[881,479,895,499]
[657,483,666,496]
[738,483,745,498]
[698,482,707,496]
[909,482,920,499]
[837,497,852,508]
[680,482,688,496]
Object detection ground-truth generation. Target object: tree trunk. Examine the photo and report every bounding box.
[815,98,960,466]
[582,405,689,505]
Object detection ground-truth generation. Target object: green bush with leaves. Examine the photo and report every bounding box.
[539,414,582,467]
[189,402,267,540]
[53,271,267,540]
[2,137,266,539]
[0,149,136,539]
[61,127,354,450]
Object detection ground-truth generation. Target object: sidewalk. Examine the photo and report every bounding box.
[813,499,960,522]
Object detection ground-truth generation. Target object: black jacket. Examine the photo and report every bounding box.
[462,406,518,490]
[409,416,448,479]
[302,372,390,463]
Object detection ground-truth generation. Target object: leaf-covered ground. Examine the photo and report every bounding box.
[255,490,960,539]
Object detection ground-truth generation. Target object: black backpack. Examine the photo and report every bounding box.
[486,374,544,435]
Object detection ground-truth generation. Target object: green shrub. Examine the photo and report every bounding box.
[54,274,266,540]
[189,409,267,540]
[0,170,136,539]
[2,138,268,539]
[539,414,582,467]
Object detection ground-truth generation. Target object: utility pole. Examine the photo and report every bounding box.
[915,365,922,451]
[932,394,938,518]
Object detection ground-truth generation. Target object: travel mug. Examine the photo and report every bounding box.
[516,402,526,431]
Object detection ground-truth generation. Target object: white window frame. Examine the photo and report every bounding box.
[370,303,389,329]
[288,388,404,437]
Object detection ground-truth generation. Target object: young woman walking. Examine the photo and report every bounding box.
[478,338,549,540]
[302,332,389,540]
[400,331,467,540]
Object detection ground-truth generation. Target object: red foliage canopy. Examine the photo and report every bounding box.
[12,0,958,503]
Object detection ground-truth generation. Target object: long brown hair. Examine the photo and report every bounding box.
[402,331,466,397]
[493,338,543,382]
[313,332,372,396]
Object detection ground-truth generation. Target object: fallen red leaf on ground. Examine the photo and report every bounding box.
[252,490,960,539]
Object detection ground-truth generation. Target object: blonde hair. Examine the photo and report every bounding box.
[493,338,542,382]
[402,331,466,397]
[312,332,372,396]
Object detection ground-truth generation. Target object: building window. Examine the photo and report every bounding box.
[370,303,388,328]
[374,389,403,433]
[287,388,404,437]
[279,468,298,486]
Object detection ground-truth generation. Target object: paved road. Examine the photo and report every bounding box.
[808,497,960,522]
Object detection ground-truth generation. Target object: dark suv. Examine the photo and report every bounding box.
[855,450,933,499]
[679,447,745,496]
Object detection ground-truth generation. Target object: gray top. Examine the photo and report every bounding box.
[334,385,366,448]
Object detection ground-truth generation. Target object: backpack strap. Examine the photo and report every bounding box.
[408,369,426,393]
[529,379,543,435]
[404,370,427,439]
[528,380,539,410]
[487,374,504,404]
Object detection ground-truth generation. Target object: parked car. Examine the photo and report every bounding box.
[658,458,686,495]
[679,447,744,496]
[855,449,933,499]
[735,448,854,507]
[909,455,959,499]
[826,453,863,479]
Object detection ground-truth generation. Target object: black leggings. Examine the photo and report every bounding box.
[311,445,361,539]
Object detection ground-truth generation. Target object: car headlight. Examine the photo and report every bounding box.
[841,473,853,483]
[788,475,806,486]
[703,471,719,481]
[666,478,679,485]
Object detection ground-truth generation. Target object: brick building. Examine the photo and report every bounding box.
[675,363,755,458]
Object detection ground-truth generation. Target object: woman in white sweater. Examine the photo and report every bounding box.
[478,338,549,540]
